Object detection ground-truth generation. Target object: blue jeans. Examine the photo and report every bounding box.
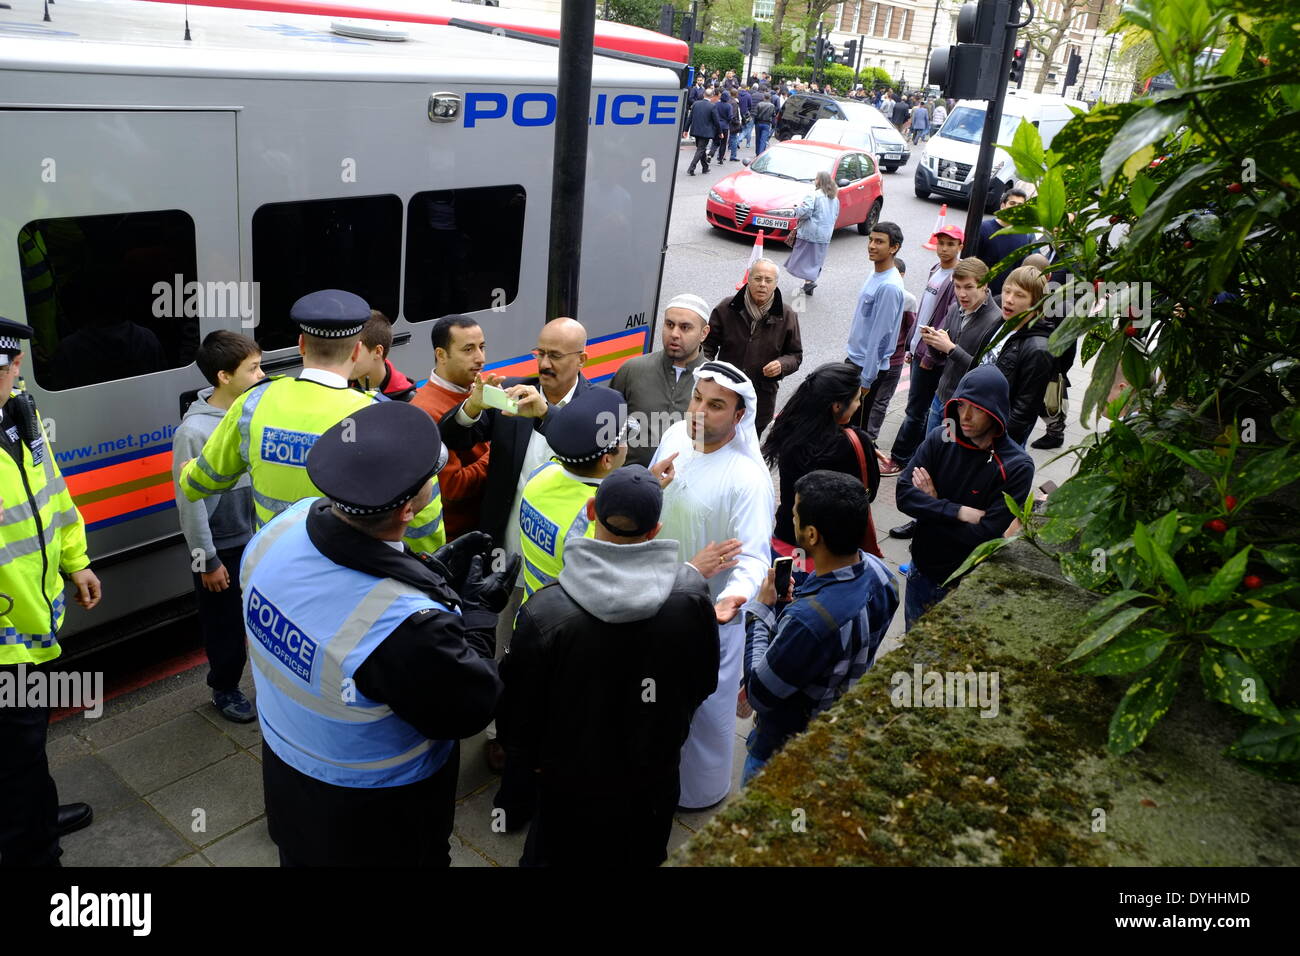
[904,564,951,631]
[887,362,943,467]
[739,117,754,147]
[742,726,767,785]
[924,395,946,437]
[755,123,771,156]
[729,133,740,160]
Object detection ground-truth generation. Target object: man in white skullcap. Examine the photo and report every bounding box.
[651,360,775,809]
[611,294,712,467]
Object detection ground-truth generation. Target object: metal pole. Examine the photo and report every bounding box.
[855,32,864,86]
[1097,33,1116,101]
[922,0,942,82]
[1082,32,1096,101]
[963,0,1021,256]
[545,0,596,322]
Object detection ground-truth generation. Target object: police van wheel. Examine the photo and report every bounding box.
[914,184,930,200]
[858,200,882,236]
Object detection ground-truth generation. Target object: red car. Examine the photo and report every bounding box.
[705,140,885,242]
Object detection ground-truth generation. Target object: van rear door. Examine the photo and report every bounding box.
[0,109,240,641]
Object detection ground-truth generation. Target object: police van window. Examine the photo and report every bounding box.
[17,211,199,392]
[403,186,526,322]
[251,195,402,352]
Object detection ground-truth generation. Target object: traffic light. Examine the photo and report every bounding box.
[659,3,674,37]
[1063,49,1082,87]
[814,35,827,64]
[678,12,694,43]
[738,26,752,56]
[1009,39,1029,86]
[837,38,857,67]
[748,25,761,57]
[928,0,1016,101]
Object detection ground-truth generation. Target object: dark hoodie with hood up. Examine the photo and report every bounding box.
[896,364,1035,584]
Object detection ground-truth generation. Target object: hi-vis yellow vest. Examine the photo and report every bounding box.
[519,461,597,601]
[179,376,445,553]
[0,391,90,665]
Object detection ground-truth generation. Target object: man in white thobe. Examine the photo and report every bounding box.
[651,361,774,809]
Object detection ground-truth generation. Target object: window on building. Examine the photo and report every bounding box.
[18,211,199,391]
[753,0,775,19]
[839,1,856,32]
[251,195,402,353]
[403,185,527,324]
[903,9,913,40]
[882,6,894,37]
[888,7,901,38]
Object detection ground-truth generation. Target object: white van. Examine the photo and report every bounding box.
[914,90,1079,211]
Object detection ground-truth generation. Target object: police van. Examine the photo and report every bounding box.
[1,0,687,653]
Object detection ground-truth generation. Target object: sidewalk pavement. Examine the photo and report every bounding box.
[46,366,1090,867]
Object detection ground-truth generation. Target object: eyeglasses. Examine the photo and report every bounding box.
[530,348,584,363]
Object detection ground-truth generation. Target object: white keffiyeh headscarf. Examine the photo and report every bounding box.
[693,360,766,473]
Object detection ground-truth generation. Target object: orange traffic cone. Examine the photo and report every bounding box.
[737,230,765,290]
[922,203,949,250]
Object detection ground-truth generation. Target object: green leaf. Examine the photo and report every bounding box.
[1133,521,1154,567]
[1100,104,1189,187]
[1201,547,1252,606]
[1080,331,1125,426]
[1075,627,1172,676]
[1065,605,1155,662]
[1150,539,1189,600]
[1037,167,1065,230]
[1231,444,1300,503]
[1002,491,1024,522]
[941,536,1013,587]
[1007,117,1046,183]
[1060,548,1113,590]
[1153,441,1219,475]
[1042,474,1116,520]
[1225,709,1300,763]
[1150,511,1180,553]
[1261,545,1300,576]
[1272,407,1300,442]
[1126,162,1223,247]
[1128,173,1158,216]
[1107,646,1186,755]
[1207,607,1300,648]
[1199,645,1283,721]
[1083,589,1151,625]
[1112,544,1140,590]
[1205,204,1262,305]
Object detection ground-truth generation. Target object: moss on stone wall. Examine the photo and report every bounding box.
[672,541,1300,866]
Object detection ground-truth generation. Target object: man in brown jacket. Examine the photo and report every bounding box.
[703,258,802,435]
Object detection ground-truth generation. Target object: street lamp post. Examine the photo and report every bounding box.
[922,0,944,87]
[1097,33,1116,101]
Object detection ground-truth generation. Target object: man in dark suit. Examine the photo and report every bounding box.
[686,89,719,175]
[439,317,592,773]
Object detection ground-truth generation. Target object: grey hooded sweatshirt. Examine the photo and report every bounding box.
[558,535,690,623]
[172,387,254,566]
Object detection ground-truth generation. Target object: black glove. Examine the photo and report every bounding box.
[424,531,493,593]
[460,553,521,614]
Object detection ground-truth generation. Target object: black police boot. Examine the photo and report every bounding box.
[56,803,93,837]
[888,520,917,539]
[1030,432,1064,449]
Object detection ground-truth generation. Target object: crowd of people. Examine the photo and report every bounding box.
[2,177,1076,868]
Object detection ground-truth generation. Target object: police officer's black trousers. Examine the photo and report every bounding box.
[0,669,60,867]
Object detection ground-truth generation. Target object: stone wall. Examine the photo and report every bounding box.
[672,540,1300,866]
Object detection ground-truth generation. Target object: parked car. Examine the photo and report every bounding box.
[705,140,884,242]
[806,114,910,173]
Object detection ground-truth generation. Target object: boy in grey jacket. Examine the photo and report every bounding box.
[172,332,263,722]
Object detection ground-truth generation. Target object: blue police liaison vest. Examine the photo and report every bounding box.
[241,498,454,788]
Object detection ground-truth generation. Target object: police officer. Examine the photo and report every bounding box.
[0,317,102,866]
[179,289,446,553]
[243,401,520,867]
[518,386,637,602]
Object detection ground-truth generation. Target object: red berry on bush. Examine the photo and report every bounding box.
[1109,215,1121,224]
[1243,575,1263,589]
[1204,519,1228,533]
[1225,495,1238,511]
[1258,55,1271,66]
[1226,183,1243,194]
[1124,324,1139,337]
[1183,240,1194,248]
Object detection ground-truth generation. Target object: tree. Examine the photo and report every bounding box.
[1021,0,1091,93]
[603,0,673,32]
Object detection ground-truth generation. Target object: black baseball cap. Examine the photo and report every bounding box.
[594,465,662,538]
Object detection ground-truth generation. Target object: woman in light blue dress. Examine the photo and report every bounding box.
[785,171,840,296]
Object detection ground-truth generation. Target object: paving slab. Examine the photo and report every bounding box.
[45,731,93,771]
[453,784,528,867]
[50,754,137,817]
[169,853,213,867]
[98,712,237,795]
[147,752,265,846]
[203,818,278,867]
[450,832,493,868]
[81,681,214,750]
[456,730,495,800]
[197,703,263,750]
[59,802,191,868]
